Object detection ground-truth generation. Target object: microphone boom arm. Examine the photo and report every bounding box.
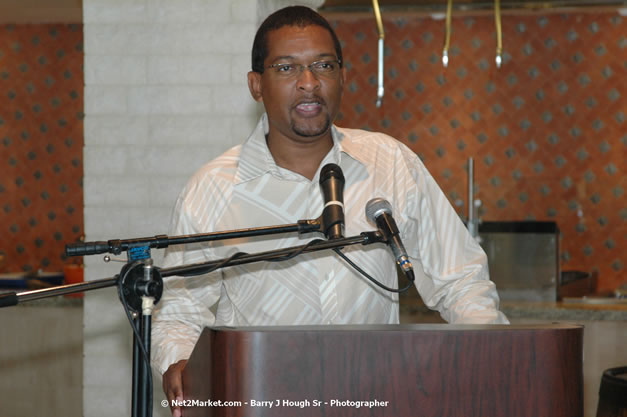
[2,231,384,308]
[161,231,384,278]
[65,219,323,257]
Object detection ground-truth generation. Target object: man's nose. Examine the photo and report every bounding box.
[296,66,321,90]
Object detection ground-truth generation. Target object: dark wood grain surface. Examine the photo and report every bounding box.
[183,324,583,417]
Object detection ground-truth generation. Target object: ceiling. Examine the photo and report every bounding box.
[0,0,624,23]
[0,0,81,24]
[321,0,627,12]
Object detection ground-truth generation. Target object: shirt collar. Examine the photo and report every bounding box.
[235,113,366,184]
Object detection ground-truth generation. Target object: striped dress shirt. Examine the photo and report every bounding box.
[151,114,508,374]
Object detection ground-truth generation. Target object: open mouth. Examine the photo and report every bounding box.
[294,99,324,116]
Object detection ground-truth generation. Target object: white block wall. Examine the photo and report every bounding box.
[83,1,322,416]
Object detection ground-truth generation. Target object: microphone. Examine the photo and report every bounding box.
[365,198,415,281]
[319,163,345,240]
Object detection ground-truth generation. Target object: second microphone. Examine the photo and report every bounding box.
[319,163,345,240]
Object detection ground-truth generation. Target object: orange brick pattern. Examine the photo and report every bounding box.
[0,24,84,273]
[327,12,625,291]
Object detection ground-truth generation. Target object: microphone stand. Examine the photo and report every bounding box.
[0,222,385,417]
[0,248,163,417]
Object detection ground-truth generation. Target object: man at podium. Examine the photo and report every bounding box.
[152,6,508,416]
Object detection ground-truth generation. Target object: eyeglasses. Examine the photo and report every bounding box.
[265,59,342,79]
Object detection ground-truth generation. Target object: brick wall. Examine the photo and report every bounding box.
[82,1,322,415]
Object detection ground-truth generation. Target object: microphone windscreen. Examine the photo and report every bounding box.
[365,198,392,223]
[319,163,344,184]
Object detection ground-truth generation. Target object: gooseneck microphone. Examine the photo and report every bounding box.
[365,198,415,281]
[319,163,345,240]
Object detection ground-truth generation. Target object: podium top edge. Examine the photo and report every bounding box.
[206,323,583,332]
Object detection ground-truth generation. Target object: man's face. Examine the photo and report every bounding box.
[248,24,345,144]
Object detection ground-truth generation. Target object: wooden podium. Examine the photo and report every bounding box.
[182,324,583,417]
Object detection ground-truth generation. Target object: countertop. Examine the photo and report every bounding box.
[399,286,627,322]
[500,300,627,321]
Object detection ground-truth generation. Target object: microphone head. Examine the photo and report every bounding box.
[319,163,345,184]
[365,198,392,224]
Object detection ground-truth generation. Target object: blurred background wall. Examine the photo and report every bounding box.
[326,10,625,291]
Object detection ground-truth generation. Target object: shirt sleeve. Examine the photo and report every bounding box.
[151,190,223,375]
[400,150,509,324]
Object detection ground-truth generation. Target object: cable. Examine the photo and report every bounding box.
[176,239,414,294]
[177,251,249,277]
[265,239,325,263]
[333,248,414,293]
[176,239,331,277]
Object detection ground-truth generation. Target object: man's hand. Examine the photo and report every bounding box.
[163,359,188,417]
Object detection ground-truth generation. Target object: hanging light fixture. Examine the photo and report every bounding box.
[372,0,385,107]
[495,0,503,67]
[442,0,453,67]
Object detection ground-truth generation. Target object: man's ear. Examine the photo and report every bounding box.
[247,71,263,103]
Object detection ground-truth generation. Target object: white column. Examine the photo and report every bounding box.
[82,1,324,415]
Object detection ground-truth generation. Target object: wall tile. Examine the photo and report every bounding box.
[231,52,253,84]
[148,115,230,146]
[84,84,129,114]
[211,83,259,116]
[84,115,150,145]
[147,54,230,85]
[83,1,149,24]
[150,0,231,23]
[231,0,259,23]
[0,24,83,272]
[82,384,132,417]
[85,54,147,85]
[83,175,153,207]
[328,11,626,291]
[231,111,264,146]
[84,24,152,55]
[84,206,131,237]
[127,85,214,114]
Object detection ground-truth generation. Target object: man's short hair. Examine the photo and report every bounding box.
[251,6,343,74]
